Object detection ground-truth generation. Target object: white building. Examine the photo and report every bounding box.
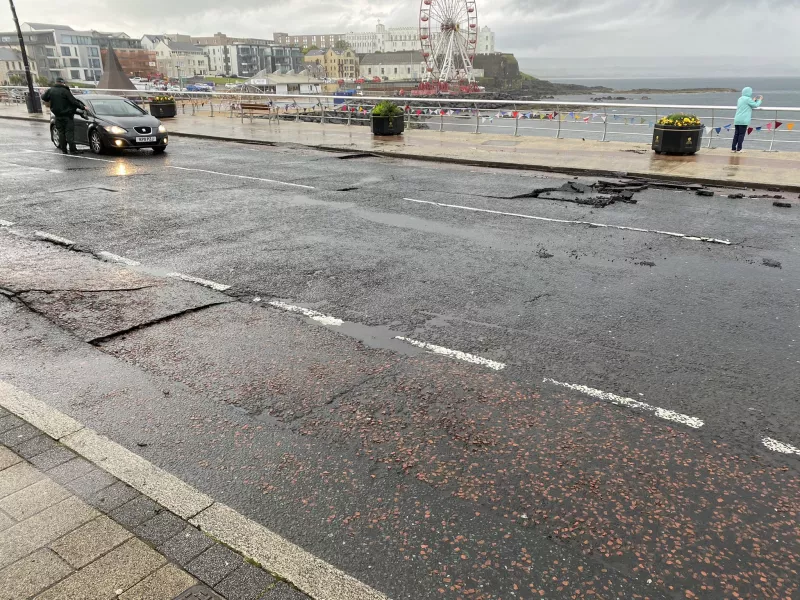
[248,69,321,94]
[21,23,103,82]
[154,40,209,79]
[478,26,495,54]
[345,24,495,55]
[359,51,425,82]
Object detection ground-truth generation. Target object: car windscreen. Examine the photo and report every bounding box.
[88,99,146,117]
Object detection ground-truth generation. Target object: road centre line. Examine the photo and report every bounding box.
[168,166,315,189]
[395,336,506,370]
[543,378,705,429]
[96,251,140,266]
[403,197,732,245]
[762,437,800,456]
[268,301,344,326]
[167,272,231,292]
[34,230,74,247]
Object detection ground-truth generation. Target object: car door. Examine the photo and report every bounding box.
[73,101,90,145]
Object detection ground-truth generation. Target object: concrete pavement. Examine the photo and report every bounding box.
[3,102,800,190]
[0,119,798,600]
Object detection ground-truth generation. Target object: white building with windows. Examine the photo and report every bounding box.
[19,23,103,82]
[345,24,495,55]
[154,40,209,79]
[359,51,425,82]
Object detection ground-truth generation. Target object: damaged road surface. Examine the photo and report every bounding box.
[0,119,799,600]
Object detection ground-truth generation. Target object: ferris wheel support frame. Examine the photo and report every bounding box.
[419,0,478,85]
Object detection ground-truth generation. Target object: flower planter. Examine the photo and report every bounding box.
[149,102,177,119]
[371,115,405,136]
[652,124,703,155]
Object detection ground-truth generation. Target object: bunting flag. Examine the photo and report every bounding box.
[601,116,608,123]
[756,126,762,131]
[481,117,487,123]
[416,109,422,115]
[569,112,575,118]
[788,123,795,131]
[583,116,590,123]
[724,124,732,131]
[715,127,722,134]
[640,117,646,125]
[560,114,566,122]
[613,114,620,120]
[575,114,581,121]
[766,122,773,131]
[649,122,654,128]
[512,111,519,119]
[592,113,599,120]
[747,127,754,135]
[704,126,713,135]
[775,121,783,130]
[553,112,559,118]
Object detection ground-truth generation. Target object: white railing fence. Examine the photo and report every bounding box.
[4,86,799,152]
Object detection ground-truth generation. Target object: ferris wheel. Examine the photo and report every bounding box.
[419,0,478,84]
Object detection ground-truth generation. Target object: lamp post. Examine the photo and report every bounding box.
[7,0,40,113]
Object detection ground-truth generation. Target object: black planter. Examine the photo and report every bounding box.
[149,102,177,119]
[371,115,405,136]
[652,125,703,155]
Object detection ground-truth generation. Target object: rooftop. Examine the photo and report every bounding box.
[23,23,73,31]
[164,41,204,53]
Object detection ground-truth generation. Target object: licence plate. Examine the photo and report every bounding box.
[136,136,157,143]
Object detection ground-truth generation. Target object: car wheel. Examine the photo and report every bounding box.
[89,130,105,155]
[51,126,61,149]
[153,147,166,155]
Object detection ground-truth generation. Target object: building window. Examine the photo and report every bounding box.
[394,67,397,74]
[70,58,79,67]
[90,59,101,68]
[368,68,371,75]
[380,68,384,74]
[88,47,99,57]
[70,69,80,79]
[61,46,71,57]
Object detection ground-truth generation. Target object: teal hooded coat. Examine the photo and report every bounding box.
[734,87,761,126]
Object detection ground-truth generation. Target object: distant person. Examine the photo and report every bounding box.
[41,77,86,154]
[732,87,763,153]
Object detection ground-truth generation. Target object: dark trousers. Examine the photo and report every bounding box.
[732,125,748,151]
[54,115,75,149]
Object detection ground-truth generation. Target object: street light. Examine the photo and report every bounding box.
[7,0,41,113]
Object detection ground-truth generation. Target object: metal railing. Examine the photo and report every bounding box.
[3,86,799,152]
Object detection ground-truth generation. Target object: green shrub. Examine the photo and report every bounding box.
[372,100,404,117]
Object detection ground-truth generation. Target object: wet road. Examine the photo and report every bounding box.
[0,119,798,600]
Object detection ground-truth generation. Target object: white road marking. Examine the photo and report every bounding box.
[0,379,388,600]
[96,251,140,266]
[543,378,705,429]
[167,272,231,291]
[762,437,800,456]
[0,219,13,227]
[0,160,64,173]
[168,166,315,190]
[395,336,507,371]
[34,231,74,246]
[268,301,344,326]
[403,197,732,245]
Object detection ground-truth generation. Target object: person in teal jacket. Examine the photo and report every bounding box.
[732,87,763,152]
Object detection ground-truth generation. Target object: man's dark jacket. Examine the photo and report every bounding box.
[41,83,85,117]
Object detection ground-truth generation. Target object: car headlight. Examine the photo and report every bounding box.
[104,126,127,135]
[158,125,167,133]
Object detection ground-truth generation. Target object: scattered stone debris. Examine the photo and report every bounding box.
[636,261,656,267]
[512,181,640,208]
[621,149,647,154]
[537,247,554,259]
[762,258,782,269]
[728,193,746,199]
[696,190,715,197]
[749,194,785,200]
[626,178,703,191]
[773,201,792,208]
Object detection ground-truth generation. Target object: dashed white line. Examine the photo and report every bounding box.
[543,378,705,429]
[403,197,732,245]
[34,231,74,247]
[167,272,231,292]
[395,336,507,371]
[762,437,800,456]
[23,149,114,163]
[168,166,315,190]
[96,251,140,266]
[268,301,344,326]
[0,219,13,227]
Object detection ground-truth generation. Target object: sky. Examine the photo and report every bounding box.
[2,0,799,66]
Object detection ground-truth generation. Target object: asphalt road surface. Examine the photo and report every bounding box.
[0,119,798,600]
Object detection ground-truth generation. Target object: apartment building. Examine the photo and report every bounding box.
[153,39,209,78]
[303,48,358,79]
[273,32,346,49]
[10,23,103,82]
[0,48,32,84]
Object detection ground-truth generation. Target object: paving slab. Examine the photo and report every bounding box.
[0,477,70,520]
[0,445,20,470]
[119,564,197,600]
[0,548,73,600]
[215,562,277,600]
[158,525,215,566]
[50,515,133,568]
[0,460,43,498]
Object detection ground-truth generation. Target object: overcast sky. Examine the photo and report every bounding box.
[2,0,800,62]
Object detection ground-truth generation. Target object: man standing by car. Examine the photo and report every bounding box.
[41,77,86,154]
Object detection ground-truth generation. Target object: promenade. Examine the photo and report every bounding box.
[4,103,800,191]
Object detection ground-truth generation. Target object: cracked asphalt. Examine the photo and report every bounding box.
[0,119,798,600]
